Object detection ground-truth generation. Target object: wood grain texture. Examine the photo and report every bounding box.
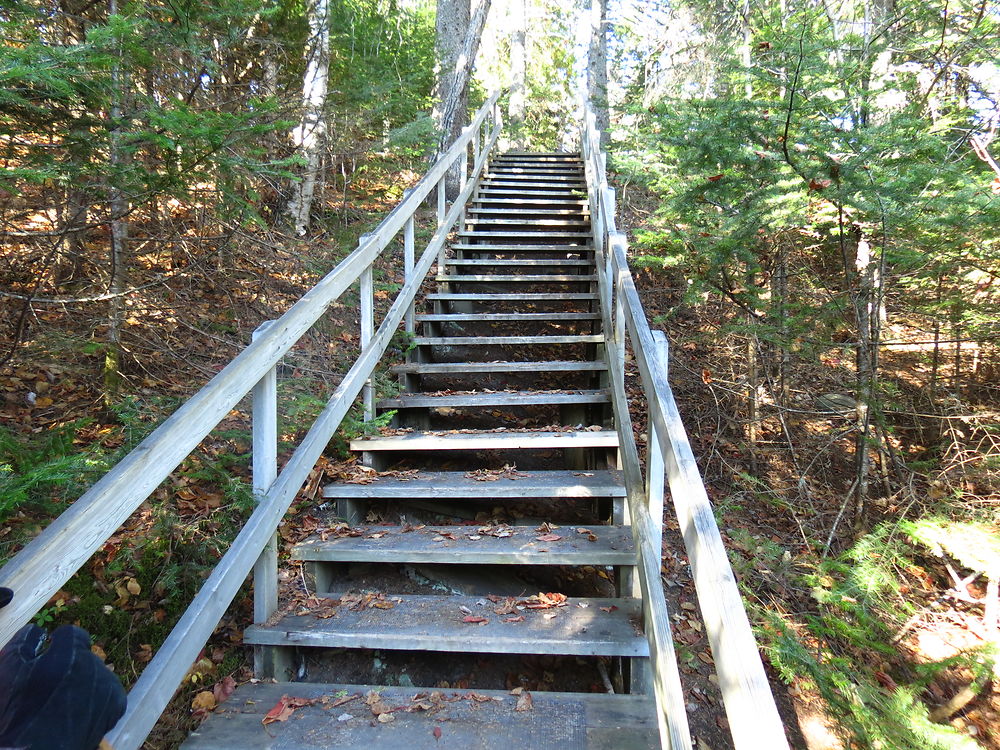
[182,682,657,750]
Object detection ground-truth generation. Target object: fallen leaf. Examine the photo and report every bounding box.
[514,690,533,712]
[126,578,141,596]
[707,174,724,182]
[191,691,216,712]
[463,616,489,624]
[433,726,442,740]
[262,695,314,725]
[535,533,562,542]
[378,712,395,723]
[212,675,236,705]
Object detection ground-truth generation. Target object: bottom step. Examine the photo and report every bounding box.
[182,681,657,750]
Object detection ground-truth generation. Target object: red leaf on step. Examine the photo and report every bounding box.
[433,726,442,740]
[462,616,489,624]
[535,533,562,542]
[262,695,314,725]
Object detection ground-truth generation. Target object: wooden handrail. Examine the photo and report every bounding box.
[0,92,502,748]
[581,106,789,749]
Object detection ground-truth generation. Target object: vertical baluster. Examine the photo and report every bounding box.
[646,330,669,557]
[360,241,374,421]
[251,320,278,676]
[404,206,416,335]
[437,178,446,227]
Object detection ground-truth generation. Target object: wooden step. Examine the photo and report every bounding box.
[473,198,589,207]
[412,335,603,346]
[416,311,600,322]
[477,189,586,199]
[391,360,608,375]
[182,681,658,750]
[435,274,596,283]
[480,181,586,191]
[293,522,633,565]
[424,292,598,302]
[378,389,609,409]
[468,208,587,216]
[483,174,585,183]
[469,219,591,228]
[244,593,645,657]
[350,430,619,453]
[322,469,624,500]
[444,258,593,267]
[456,231,593,241]
[450,243,592,252]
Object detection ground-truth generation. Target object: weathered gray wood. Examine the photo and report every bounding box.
[450,243,592,252]
[458,231,592,240]
[102,97,504,750]
[416,311,600,321]
[483,179,586,188]
[250,322,279,640]
[445,258,593,267]
[322,469,624,499]
[361,260,375,421]
[292,523,634,565]
[424,292,598,301]
[483,174,586,183]
[436,274,596,283]
[404,212,415,334]
[182,682,657,750]
[413,335,603,346]
[350,430,619,452]
[378,389,609,409]
[244,593,647,657]
[391,360,607,374]
[477,189,587,198]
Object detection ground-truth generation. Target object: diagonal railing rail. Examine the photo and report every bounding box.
[581,105,790,750]
[0,92,502,749]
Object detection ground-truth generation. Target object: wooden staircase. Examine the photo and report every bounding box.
[183,153,661,748]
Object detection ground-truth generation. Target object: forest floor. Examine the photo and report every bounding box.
[1,161,997,750]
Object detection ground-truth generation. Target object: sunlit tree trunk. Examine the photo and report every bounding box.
[587,0,608,145]
[433,0,491,195]
[287,0,331,236]
[507,0,527,144]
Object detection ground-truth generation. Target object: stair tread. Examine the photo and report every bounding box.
[417,311,600,320]
[391,360,608,374]
[469,219,591,227]
[351,430,619,452]
[435,274,596,282]
[182,681,657,750]
[321,468,625,499]
[378,388,609,408]
[444,258,593,266]
[424,292,598,300]
[244,593,646,656]
[450,243,592,252]
[292,522,634,564]
[413,335,602,345]
[457,231,592,238]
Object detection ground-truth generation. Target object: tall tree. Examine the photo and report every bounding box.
[586,0,609,144]
[433,0,492,193]
[507,0,527,142]
[287,0,331,236]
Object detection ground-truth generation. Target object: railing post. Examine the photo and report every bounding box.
[646,330,669,558]
[403,192,416,335]
[251,320,278,676]
[360,234,375,421]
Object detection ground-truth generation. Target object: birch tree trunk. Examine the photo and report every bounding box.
[287,0,331,236]
[587,0,609,146]
[507,0,527,144]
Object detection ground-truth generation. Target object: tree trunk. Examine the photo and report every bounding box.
[105,0,128,404]
[434,0,492,196]
[587,0,609,145]
[507,0,527,144]
[853,230,883,528]
[287,0,331,236]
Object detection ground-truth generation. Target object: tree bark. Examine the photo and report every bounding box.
[507,0,527,144]
[587,0,609,146]
[105,0,128,404]
[287,0,331,236]
[434,0,492,196]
